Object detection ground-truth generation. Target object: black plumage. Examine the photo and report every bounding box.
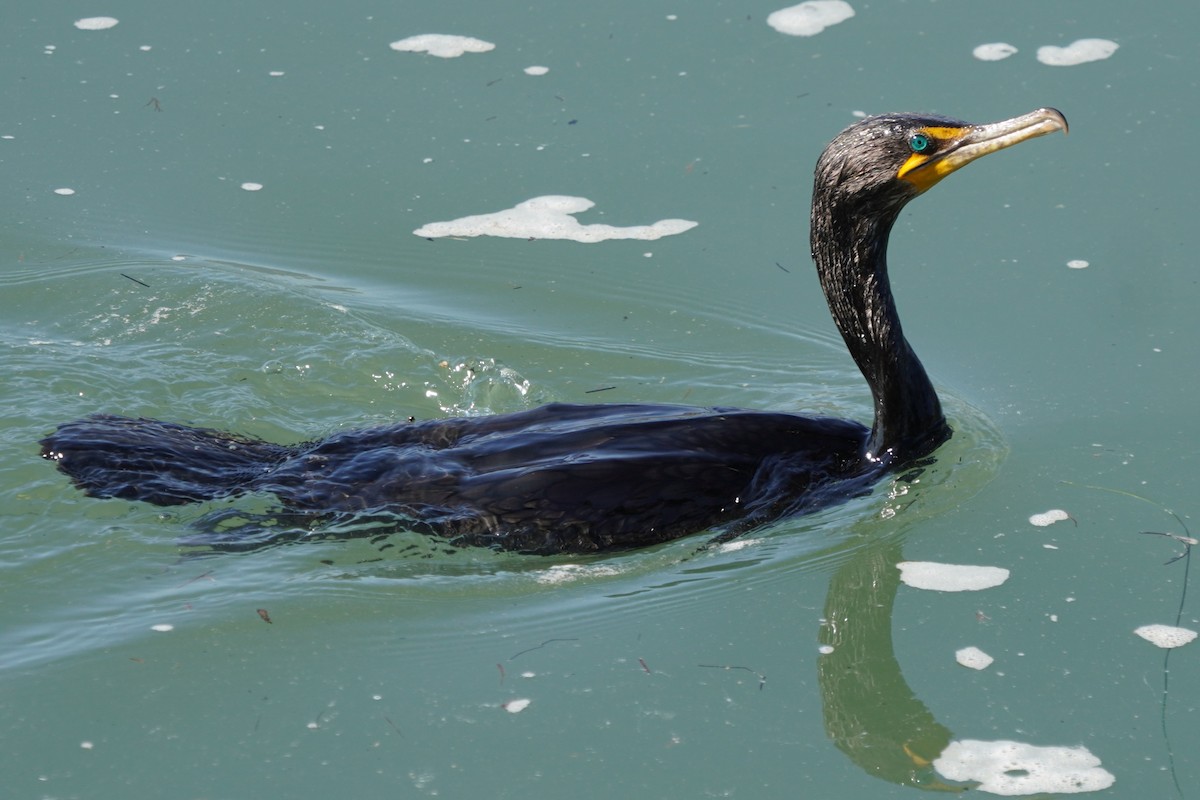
[40,109,1066,553]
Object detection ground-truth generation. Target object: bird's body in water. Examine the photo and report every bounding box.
[41,108,1067,554]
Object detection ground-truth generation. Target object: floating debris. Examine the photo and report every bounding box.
[955,646,994,670]
[1037,39,1118,67]
[1134,624,1197,649]
[973,42,1018,61]
[934,739,1115,795]
[74,17,119,31]
[1029,509,1070,527]
[502,698,531,714]
[897,561,1010,592]
[389,34,495,59]
[766,1,855,37]
[509,638,579,660]
[414,196,697,243]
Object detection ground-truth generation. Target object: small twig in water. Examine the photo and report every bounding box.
[1144,526,1193,800]
[178,569,214,587]
[509,638,579,661]
[1141,530,1199,565]
[1070,480,1196,800]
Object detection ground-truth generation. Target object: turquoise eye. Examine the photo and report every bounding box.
[909,133,933,154]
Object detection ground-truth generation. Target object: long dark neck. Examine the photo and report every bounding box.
[811,197,950,465]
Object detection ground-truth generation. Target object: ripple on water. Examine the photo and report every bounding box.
[11,243,1009,672]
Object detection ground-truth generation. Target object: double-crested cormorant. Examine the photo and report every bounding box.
[40,109,1066,554]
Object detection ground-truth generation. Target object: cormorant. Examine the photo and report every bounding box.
[40,108,1067,554]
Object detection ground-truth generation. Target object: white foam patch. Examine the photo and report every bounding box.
[934,739,1115,795]
[897,562,1010,592]
[1029,509,1069,527]
[524,65,549,76]
[1037,39,1118,66]
[767,1,854,37]
[532,563,621,584]
[414,196,699,243]
[389,34,496,58]
[240,182,264,192]
[714,537,763,554]
[973,42,1017,61]
[502,698,531,713]
[1134,624,1197,649]
[1067,259,1089,269]
[956,646,994,670]
[53,187,76,196]
[74,17,119,31]
[150,623,174,632]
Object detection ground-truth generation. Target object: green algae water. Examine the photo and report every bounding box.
[2,1,1198,796]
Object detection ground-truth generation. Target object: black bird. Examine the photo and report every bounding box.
[40,109,1067,554]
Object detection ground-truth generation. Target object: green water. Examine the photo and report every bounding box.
[3,1,1198,797]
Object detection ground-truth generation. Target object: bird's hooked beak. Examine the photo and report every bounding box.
[897,107,1068,193]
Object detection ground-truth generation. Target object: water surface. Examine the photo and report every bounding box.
[3,1,1198,796]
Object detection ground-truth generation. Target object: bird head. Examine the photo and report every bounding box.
[813,108,1068,216]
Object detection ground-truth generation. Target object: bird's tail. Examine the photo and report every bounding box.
[40,414,295,506]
